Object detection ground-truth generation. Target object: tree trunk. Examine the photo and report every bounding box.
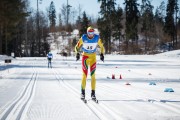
[5,26,8,55]
[0,26,2,54]
[119,35,121,52]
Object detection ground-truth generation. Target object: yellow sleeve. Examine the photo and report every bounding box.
[98,38,105,54]
[75,38,83,53]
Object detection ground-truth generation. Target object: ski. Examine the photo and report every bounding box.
[81,98,87,103]
[91,98,99,103]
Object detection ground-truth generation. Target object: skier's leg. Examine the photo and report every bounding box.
[50,60,52,68]
[81,55,89,97]
[90,56,96,98]
[48,60,49,68]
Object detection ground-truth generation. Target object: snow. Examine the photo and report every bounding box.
[157,49,180,58]
[0,50,180,120]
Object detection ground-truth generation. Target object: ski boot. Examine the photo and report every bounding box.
[91,90,98,103]
[81,89,87,103]
[81,93,85,99]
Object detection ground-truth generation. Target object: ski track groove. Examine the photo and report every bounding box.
[52,68,124,120]
[98,67,180,111]
[1,58,179,119]
[98,83,180,115]
[0,64,38,120]
[54,62,180,117]
[64,76,180,119]
[57,64,161,120]
[124,83,180,110]
[52,68,102,120]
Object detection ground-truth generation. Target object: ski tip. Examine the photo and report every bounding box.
[95,100,99,103]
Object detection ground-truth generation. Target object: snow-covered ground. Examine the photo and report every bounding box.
[0,50,180,120]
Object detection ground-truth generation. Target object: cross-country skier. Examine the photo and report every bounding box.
[47,52,53,68]
[75,26,105,101]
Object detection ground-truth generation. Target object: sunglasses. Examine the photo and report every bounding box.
[87,32,94,35]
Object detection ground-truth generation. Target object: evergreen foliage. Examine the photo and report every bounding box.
[140,0,155,52]
[97,0,116,54]
[79,11,90,37]
[0,0,180,56]
[124,0,139,53]
[164,0,179,49]
[0,0,28,55]
[49,1,56,33]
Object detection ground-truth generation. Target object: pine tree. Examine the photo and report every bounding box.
[0,0,28,55]
[76,16,81,32]
[58,13,63,32]
[124,0,139,54]
[140,0,154,53]
[97,0,108,53]
[112,6,123,52]
[97,0,116,54]
[164,0,178,49]
[154,2,166,48]
[174,0,179,49]
[49,1,56,33]
[178,17,180,48]
[79,11,89,37]
[155,1,165,25]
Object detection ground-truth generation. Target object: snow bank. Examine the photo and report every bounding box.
[156,50,180,58]
[0,55,13,62]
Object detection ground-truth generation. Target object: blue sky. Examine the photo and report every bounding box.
[30,0,169,19]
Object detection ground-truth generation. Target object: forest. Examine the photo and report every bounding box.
[0,0,179,57]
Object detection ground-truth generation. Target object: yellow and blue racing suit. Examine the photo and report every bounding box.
[75,34,105,91]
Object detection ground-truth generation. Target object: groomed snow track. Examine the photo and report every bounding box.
[52,68,124,120]
[0,67,38,120]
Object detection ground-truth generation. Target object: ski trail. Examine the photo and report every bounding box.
[53,68,124,120]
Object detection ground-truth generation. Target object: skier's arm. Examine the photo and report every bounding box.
[98,39,105,62]
[75,38,83,61]
[98,39,105,54]
[75,38,83,53]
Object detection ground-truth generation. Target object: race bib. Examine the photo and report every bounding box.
[83,43,97,51]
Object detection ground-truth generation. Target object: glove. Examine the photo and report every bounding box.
[100,53,104,62]
[76,53,80,61]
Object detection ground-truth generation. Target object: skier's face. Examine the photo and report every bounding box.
[87,32,94,39]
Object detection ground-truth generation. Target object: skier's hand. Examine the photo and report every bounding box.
[100,53,104,62]
[76,53,80,61]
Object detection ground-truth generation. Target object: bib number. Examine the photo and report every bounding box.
[87,46,93,50]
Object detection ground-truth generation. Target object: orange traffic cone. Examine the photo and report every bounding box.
[112,74,115,79]
[120,74,122,79]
